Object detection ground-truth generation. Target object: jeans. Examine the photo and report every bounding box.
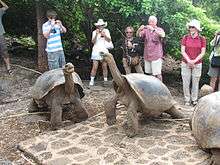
[47,50,66,70]
[181,62,202,102]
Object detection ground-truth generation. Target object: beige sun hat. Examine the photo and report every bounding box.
[94,19,107,27]
[187,19,202,31]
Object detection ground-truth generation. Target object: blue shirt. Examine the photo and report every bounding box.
[42,21,63,52]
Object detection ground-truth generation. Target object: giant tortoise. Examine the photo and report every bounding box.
[191,91,220,165]
[29,63,88,128]
[101,52,184,137]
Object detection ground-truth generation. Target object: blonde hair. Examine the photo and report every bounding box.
[148,16,157,23]
[125,26,134,33]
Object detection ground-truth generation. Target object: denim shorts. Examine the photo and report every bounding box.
[47,50,66,70]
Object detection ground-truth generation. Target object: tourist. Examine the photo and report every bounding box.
[181,19,206,106]
[42,10,67,70]
[89,19,113,86]
[136,15,165,81]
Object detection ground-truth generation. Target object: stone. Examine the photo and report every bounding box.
[86,129,101,135]
[37,152,52,160]
[57,147,87,155]
[102,126,119,136]
[135,159,149,164]
[84,159,101,165]
[0,160,12,165]
[46,157,71,165]
[124,144,143,159]
[166,145,180,150]
[55,132,72,138]
[51,139,70,150]
[104,153,119,163]
[165,135,195,145]
[147,147,170,156]
[138,139,156,149]
[114,158,130,165]
[29,142,48,153]
[68,134,79,140]
[172,162,186,165]
[73,126,90,133]
[79,136,102,147]
[89,122,105,128]
[74,154,90,162]
[149,162,168,165]
[97,147,108,155]
[171,150,191,160]
[104,134,124,145]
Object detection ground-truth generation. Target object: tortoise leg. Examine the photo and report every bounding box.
[124,96,139,137]
[211,149,220,165]
[73,98,88,122]
[50,100,63,129]
[165,104,185,119]
[105,95,117,125]
[28,99,39,113]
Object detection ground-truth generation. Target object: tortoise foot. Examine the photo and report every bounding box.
[106,117,116,126]
[123,122,138,138]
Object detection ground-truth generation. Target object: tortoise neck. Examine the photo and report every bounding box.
[105,55,124,88]
[64,72,75,96]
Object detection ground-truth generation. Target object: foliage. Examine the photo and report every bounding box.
[16,36,36,48]
[3,0,220,61]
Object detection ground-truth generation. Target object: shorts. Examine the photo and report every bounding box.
[47,50,66,70]
[0,35,9,58]
[144,58,162,75]
[208,64,220,77]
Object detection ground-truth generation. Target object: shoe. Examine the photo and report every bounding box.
[89,80,94,86]
[192,101,198,106]
[7,69,12,75]
[184,101,190,106]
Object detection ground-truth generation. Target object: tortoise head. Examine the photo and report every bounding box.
[63,63,74,74]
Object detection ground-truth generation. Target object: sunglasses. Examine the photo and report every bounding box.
[189,26,195,29]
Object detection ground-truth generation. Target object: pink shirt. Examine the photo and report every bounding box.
[181,35,206,64]
[140,27,164,61]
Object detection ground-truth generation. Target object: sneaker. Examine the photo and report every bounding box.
[184,101,190,106]
[192,101,198,106]
[89,80,94,86]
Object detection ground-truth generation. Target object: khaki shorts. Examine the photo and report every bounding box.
[144,58,162,75]
[0,35,8,58]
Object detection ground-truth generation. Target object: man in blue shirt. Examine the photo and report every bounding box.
[42,10,67,70]
[0,0,11,74]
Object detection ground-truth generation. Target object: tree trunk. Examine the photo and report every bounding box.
[36,1,48,72]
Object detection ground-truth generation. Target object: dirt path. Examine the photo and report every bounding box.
[0,55,207,164]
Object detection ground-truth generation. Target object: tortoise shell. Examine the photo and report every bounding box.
[32,68,84,100]
[192,91,220,149]
[120,73,175,113]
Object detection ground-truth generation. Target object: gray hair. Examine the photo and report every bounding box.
[148,15,157,22]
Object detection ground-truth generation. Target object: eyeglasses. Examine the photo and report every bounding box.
[126,31,133,34]
[189,26,195,29]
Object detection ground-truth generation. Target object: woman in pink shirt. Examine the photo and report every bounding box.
[181,19,206,106]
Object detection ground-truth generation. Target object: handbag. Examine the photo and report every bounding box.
[104,40,114,50]
[211,54,220,68]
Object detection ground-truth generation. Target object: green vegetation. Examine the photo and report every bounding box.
[4,0,220,61]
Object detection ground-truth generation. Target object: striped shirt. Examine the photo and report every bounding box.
[42,21,63,52]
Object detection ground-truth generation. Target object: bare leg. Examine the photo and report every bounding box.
[134,63,144,73]
[90,60,99,77]
[211,149,220,165]
[50,99,63,129]
[122,58,131,74]
[124,96,139,137]
[105,96,117,125]
[210,77,217,91]
[102,61,108,79]
[3,57,11,70]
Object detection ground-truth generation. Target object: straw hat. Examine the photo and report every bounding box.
[187,19,202,31]
[94,19,107,27]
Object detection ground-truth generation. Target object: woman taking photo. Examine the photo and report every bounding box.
[89,19,113,86]
[181,19,206,106]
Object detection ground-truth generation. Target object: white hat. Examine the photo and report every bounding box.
[187,19,202,31]
[94,19,107,27]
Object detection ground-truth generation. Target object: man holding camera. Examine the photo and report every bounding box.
[137,15,165,81]
[42,10,67,70]
[0,0,11,74]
